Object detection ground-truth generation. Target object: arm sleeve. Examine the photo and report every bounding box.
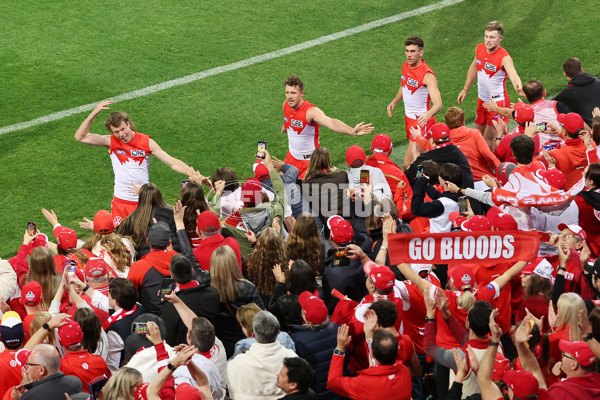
[411,177,444,218]
[106,331,124,373]
[464,188,495,207]
[552,273,565,306]
[326,354,356,398]
[91,290,111,312]
[447,381,465,400]
[476,132,501,168]
[0,261,17,300]
[424,321,439,360]
[434,347,461,370]
[447,314,469,345]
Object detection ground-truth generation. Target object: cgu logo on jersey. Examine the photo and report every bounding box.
[484,62,497,72]
[291,119,304,129]
[407,78,419,88]
[131,150,146,157]
[116,150,127,156]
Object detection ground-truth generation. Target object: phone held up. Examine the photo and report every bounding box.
[256,141,267,159]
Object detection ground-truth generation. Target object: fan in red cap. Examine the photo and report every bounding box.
[486,207,518,231]
[298,291,328,325]
[327,216,353,245]
[363,262,395,292]
[460,215,492,232]
[54,226,78,251]
[93,210,114,235]
[537,168,566,190]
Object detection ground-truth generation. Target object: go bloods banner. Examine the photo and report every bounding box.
[387,231,540,265]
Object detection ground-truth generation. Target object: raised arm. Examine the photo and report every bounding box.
[164,291,198,331]
[396,262,432,296]
[149,139,194,176]
[502,55,525,97]
[492,260,527,290]
[307,107,374,136]
[457,57,477,104]
[417,73,442,127]
[74,101,112,147]
[477,310,504,400]
[513,314,547,389]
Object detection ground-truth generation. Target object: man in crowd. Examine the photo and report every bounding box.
[457,21,525,148]
[282,75,374,178]
[74,101,195,225]
[555,57,600,127]
[277,357,318,400]
[387,36,442,169]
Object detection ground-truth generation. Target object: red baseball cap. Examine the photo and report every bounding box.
[537,168,566,189]
[21,281,43,306]
[428,123,451,142]
[94,210,114,235]
[85,257,111,280]
[58,319,84,347]
[298,291,328,325]
[327,216,353,244]
[363,261,395,291]
[253,161,270,182]
[557,223,587,241]
[557,113,584,134]
[14,349,31,373]
[514,102,535,124]
[521,258,553,280]
[26,233,48,256]
[371,134,392,153]
[486,207,518,231]
[241,178,263,207]
[448,265,475,291]
[502,369,539,399]
[449,212,467,229]
[461,215,491,232]
[345,145,366,167]
[559,339,597,366]
[176,383,203,400]
[492,353,510,381]
[196,211,220,234]
[495,162,517,185]
[54,226,77,251]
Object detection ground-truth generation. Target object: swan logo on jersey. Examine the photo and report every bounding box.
[484,62,497,72]
[291,119,304,129]
[401,74,406,81]
[284,117,288,123]
[116,150,126,156]
[407,78,419,88]
[476,59,482,66]
[131,150,146,157]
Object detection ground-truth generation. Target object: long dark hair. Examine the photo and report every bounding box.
[74,308,102,354]
[287,260,317,295]
[286,213,323,275]
[180,181,209,236]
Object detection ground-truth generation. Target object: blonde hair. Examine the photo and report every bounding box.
[99,367,142,400]
[28,248,59,310]
[30,312,56,345]
[83,232,132,273]
[556,292,586,340]
[457,291,476,311]
[236,303,262,335]
[210,246,244,303]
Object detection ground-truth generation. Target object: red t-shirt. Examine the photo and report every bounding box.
[0,350,23,397]
[60,350,110,393]
[474,262,512,333]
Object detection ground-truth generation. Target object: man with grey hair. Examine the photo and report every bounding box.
[12,344,82,400]
[227,311,298,399]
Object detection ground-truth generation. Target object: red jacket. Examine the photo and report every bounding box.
[127,250,177,289]
[60,350,110,393]
[548,372,600,400]
[193,234,242,271]
[535,138,597,189]
[450,126,500,180]
[327,354,412,400]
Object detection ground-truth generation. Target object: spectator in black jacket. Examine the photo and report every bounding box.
[555,57,600,127]
[278,357,319,400]
[159,254,220,346]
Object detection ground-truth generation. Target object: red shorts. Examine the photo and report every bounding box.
[405,116,436,142]
[110,197,138,227]
[284,151,311,180]
[475,98,510,126]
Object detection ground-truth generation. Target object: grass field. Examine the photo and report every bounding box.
[1,0,599,258]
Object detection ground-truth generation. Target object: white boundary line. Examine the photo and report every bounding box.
[0,0,464,136]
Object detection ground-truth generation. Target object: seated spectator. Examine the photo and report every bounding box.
[58,319,110,393]
[327,326,411,400]
[277,357,318,400]
[231,303,295,360]
[82,210,133,278]
[193,210,242,271]
[127,221,178,314]
[159,254,220,346]
[227,311,298,399]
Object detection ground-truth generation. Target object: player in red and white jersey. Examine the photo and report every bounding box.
[75,101,195,226]
[457,21,524,150]
[282,75,374,179]
[387,36,442,169]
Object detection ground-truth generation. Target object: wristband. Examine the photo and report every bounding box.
[82,284,90,292]
[557,266,567,272]
[583,333,594,342]
[425,317,435,323]
[380,245,387,252]
[489,340,500,347]
[333,349,345,356]
[167,362,177,371]
[42,323,52,332]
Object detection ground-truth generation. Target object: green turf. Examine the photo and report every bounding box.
[1,0,599,258]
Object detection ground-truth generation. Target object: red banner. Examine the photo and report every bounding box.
[388,231,540,265]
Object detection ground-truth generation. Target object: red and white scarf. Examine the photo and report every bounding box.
[174,280,199,293]
[106,305,137,327]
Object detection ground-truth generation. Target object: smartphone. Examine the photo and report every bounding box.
[27,222,36,236]
[416,165,424,178]
[458,196,468,215]
[181,179,190,188]
[536,122,547,132]
[66,260,77,280]
[334,247,348,257]
[256,141,267,159]
[131,322,149,335]
[537,231,552,242]
[159,278,175,299]
[359,169,370,185]
[333,247,350,267]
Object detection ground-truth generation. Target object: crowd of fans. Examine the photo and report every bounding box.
[2,23,600,400]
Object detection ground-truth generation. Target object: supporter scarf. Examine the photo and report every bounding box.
[199,344,217,359]
[174,280,199,293]
[106,305,137,327]
[388,231,539,265]
[224,211,248,232]
[491,166,584,207]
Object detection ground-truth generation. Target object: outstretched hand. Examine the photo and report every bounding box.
[41,208,59,226]
[353,122,374,136]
